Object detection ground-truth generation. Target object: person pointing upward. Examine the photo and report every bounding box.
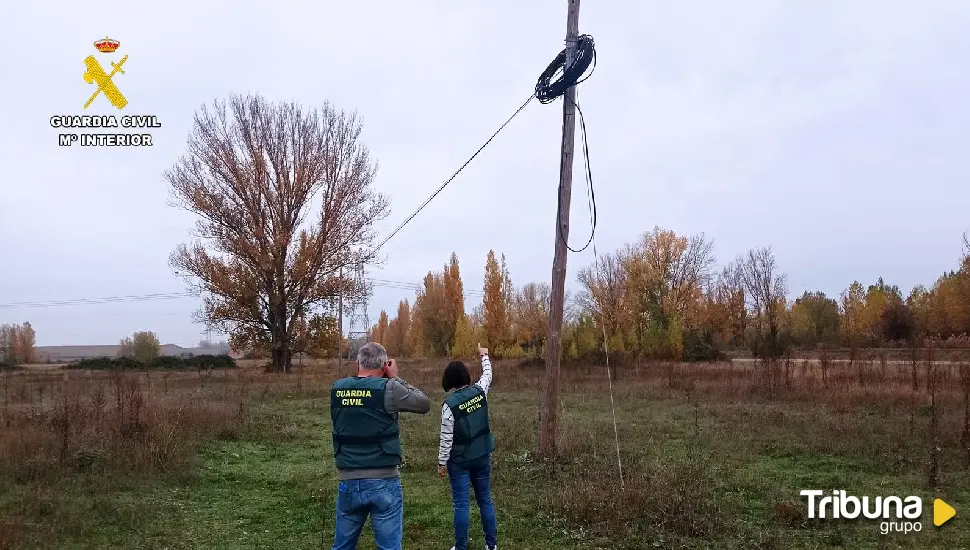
[438,343,498,550]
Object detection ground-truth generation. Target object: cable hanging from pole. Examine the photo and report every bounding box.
[535,32,621,487]
[365,35,598,258]
[534,34,598,253]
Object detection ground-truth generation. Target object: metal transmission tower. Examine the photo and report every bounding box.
[346,261,372,361]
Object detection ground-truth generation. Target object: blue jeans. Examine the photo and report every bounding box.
[332,477,403,550]
[447,453,498,550]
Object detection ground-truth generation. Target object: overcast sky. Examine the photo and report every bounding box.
[1,1,967,347]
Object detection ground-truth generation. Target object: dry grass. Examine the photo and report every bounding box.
[1,369,248,482]
[2,353,970,547]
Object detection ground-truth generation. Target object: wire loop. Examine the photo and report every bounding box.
[535,34,596,105]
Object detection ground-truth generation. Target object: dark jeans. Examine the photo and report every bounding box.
[447,453,498,550]
[332,477,403,550]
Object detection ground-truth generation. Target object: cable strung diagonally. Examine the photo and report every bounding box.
[367,34,598,258]
[370,95,535,256]
[5,38,598,312]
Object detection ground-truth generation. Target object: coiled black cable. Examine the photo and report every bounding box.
[367,34,598,259]
[535,35,597,104]
[535,34,598,253]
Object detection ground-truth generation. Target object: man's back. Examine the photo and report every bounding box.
[331,375,431,480]
[330,343,431,550]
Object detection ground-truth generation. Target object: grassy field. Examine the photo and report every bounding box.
[2,355,970,549]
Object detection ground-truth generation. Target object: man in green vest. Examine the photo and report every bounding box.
[330,342,430,550]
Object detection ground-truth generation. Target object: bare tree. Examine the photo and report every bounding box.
[0,323,36,365]
[739,246,788,358]
[118,336,133,358]
[168,94,389,372]
[577,249,629,339]
[706,261,747,348]
[0,326,12,365]
[16,323,35,365]
[513,281,552,353]
[963,231,969,269]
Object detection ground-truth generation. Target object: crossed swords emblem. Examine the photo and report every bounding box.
[82,54,128,109]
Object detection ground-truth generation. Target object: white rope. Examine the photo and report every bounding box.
[591,235,624,489]
[567,84,623,489]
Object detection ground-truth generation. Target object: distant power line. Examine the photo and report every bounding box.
[0,293,196,310]
[0,277,484,310]
[368,278,484,298]
[3,86,527,314]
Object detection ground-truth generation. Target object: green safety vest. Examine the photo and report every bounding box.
[330,377,401,470]
[444,385,495,464]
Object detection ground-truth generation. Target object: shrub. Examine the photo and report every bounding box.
[69,357,141,370]
[68,355,236,371]
[682,328,727,362]
[551,458,728,539]
[185,354,236,370]
[153,356,185,369]
[502,345,527,359]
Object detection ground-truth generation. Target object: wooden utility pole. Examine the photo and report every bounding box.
[540,0,581,458]
[338,266,344,372]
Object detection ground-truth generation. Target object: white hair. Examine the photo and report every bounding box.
[357,342,387,371]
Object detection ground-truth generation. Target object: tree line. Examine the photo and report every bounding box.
[160,93,968,370]
[369,228,970,362]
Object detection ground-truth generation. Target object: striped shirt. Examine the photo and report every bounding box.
[438,354,493,466]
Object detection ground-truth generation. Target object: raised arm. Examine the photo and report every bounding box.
[385,377,431,414]
[437,403,454,466]
[475,343,493,395]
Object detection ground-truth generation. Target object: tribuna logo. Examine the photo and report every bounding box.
[800,490,923,535]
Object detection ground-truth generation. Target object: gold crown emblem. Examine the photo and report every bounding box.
[94,37,120,53]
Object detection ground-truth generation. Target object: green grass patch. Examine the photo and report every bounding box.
[4,385,970,548]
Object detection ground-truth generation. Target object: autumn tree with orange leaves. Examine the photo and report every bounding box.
[383,299,411,357]
[513,282,551,356]
[443,253,467,349]
[415,273,449,357]
[372,311,389,346]
[168,94,389,372]
[482,250,513,353]
[376,230,970,363]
